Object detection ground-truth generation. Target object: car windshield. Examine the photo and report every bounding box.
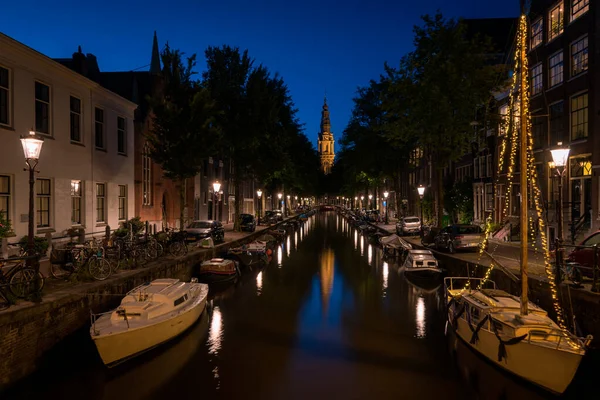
[188,222,212,229]
[241,215,253,222]
[404,217,420,223]
[457,226,481,234]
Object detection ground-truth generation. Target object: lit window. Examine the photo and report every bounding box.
[0,66,10,126]
[35,82,51,134]
[531,18,543,49]
[117,117,126,155]
[118,185,127,220]
[571,36,588,77]
[548,2,564,41]
[570,156,592,177]
[548,51,563,88]
[36,178,51,227]
[96,183,106,223]
[530,63,543,96]
[571,0,589,21]
[71,180,82,225]
[498,104,508,136]
[0,175,10,222]
[570,93,588,141]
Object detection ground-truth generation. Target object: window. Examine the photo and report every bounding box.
[571,93,588,141]
[118,185,127,221]
[479,157,485,179]
[571,0,589,21]
[531,18,543,49]
[474,159,479,179]
[498,104,508,136]
[570,156,592,177]
[96,183,106,223]
[548,52,563,88]
[0,66,9,126]
[117,117,126,154]
[0,175,10,221]
[549,101,564,145]
[571,36,588,77]
[486,155,492,178]
[485,184,493,211]
[36,178,51,227]
[35,82,50,134]
[95,108,104,149]
[70,96,81,142]
[548,2,564,41]
[142,143,152,205]
[532,115,545,149]
[71,180,82,225]
[531,63,542,96]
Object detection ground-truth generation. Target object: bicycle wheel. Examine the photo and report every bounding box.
[156,242,164,258]
[88,257,112,281]
[169,241,185,257]
[9,267,45,298]
[50,263,74,279]
[146,244,159,260]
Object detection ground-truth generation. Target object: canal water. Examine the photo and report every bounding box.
[5,212,593,399]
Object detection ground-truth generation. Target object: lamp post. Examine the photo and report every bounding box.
[360,195,364,210]
[278,193,283,214]
[212,181,221,221]
[383,191,389,225]
[550,142,570,284]
[368,194,373,210]
[256,189,262,225]
[417,185,425,236]
[354,196,358,210]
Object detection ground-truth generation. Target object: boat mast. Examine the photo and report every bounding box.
[519,2,529,316]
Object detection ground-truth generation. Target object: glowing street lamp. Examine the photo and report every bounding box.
[417,185,425,236]
[257,189,263,225]
[549,142,570,284]
[383,191,389,224]
[212,181,221,221]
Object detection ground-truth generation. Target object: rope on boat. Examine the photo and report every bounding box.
[468,313,490,345]
[491,321,527,362]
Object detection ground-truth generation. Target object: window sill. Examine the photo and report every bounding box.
[36,228,55,234]
[546,83,563,92]
[567,71,588,83]
[570,138,588,145]
[95,147,107,152]
[96,223,107,228]
[0,124,15,132]
[117,152,127,157]
[37,133,54,139]
[71,141,85,147]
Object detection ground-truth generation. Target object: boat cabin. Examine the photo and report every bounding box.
[403,250,438,269]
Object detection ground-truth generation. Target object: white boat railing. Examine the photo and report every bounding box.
[444,276,496,292]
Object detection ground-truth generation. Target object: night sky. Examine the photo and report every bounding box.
[3,0,519,149]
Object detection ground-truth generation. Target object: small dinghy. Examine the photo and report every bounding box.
[90,278,208,366]
[198,258,239,284]
[379,234,412,257]
[402,249,442,278]
[228,243,269,268]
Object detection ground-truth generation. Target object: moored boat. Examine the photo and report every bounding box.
[90,278,208,366]
[379,233,412,257]
[402,249,442,278]
[198,258,239,284]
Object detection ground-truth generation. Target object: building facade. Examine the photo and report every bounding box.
[0,33,136,241]
[317,98,335,174]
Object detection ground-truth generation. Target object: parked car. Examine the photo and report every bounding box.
[566,231,600,278]
[275,210,283,221]
[240,213,257,232]
[186,220,225,243]
[396,216,421,236]
[261,211,278,225]
[433,224,484,253]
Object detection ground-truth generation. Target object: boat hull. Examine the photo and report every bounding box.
[198,271,238,284]
[404,267,442,279]
[92,292,207,366]
[450,310,583,394]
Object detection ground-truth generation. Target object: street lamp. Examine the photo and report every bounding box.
[383,191,389,225]
[549,142,570,284]
[368,194,373,210]
[417,185,425,236]
[20,129,44,273]
[256,189,263,225]
[212,181,221,221]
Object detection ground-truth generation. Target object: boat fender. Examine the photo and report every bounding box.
[490,320,527,362]
[468,314,490,345]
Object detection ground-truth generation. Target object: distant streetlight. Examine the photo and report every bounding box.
[368,194,373,210]
[212,181,221,221]
[549,142,570,284]
[383,191,389,225]
[257,189,263,225]
[417,185,425,236]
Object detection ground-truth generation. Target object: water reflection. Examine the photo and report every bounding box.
[319,248,335,315]
[286,237,291,257]
[382,261,389,294]
[415,297,426,339]
[256,271,263,296]
[367,244,373,265]
[277,245,283,267]
[360,234,364,256]
[354,230,358,250]
[208,306,223,355]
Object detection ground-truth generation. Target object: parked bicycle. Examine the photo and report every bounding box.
[0,253,45,301]
[49,241,111,280]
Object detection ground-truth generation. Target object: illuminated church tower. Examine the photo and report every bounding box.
[317,97,335,174]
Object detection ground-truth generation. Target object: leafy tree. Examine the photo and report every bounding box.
[147,44,217,228]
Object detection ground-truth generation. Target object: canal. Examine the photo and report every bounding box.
[5,211,592,399]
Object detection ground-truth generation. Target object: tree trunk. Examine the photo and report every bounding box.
[179,178,186,230]
[436,168,444,228]
[233,164,242,231]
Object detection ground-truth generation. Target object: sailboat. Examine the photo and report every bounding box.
[444,5,592,395]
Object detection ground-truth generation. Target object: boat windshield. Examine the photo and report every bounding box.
[189,222,212,229]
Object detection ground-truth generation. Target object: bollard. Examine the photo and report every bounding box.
[145,221,149,240]
[153,224,157,235]
[593,245,599,293]
[105,225,111,242]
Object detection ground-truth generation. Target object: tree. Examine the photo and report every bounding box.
[147,44,217,229]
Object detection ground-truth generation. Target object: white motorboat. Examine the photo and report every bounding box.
[402,249,442,278]
[90,278,208,366]
[379,233,412,256]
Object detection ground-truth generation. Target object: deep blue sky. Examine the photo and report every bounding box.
[3,0,518,149]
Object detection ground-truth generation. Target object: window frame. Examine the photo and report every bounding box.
[34,81,51,136]
[70,96,82,143]
[71,180,82,226]
[530,63,543,96]
[548,51,563,88]
[530,18,543,49]
[142,143,152,206]
[96,183,106,223]
[0,65,11,127]
[0,175,11,223]
[36,178,51,228]
[571,35,588,78]
[485,183,494,212]
[549,101,565,145]
[571,0,589,22]
[94,107,105,150]
[570,92,588,141]
[117,116,127,155]
[548,1,564,42]
[118,185,127,221]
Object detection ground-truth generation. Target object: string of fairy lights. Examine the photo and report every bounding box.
[460,14,577,345]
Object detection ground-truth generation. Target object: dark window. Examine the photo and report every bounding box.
[0,175,10,221]
[571,93,588,141]
[0,66,9,126]
[118,185,127,220]
[35,82,50,134]
[36,178,51,227]
[70,96,81,142]
[96,183,106,223]
[548,51,563,88]
[95,108,104,149]
[549,102,564,145]
[531,63,542,96]
[532,116,545,149]
[71,180,82,225]
[117,117,126,154]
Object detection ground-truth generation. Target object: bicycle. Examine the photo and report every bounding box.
[49,243,111,281]
[0,254,45,299]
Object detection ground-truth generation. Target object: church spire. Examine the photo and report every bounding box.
[318,95,335,175]
[150,31,161,75]
[320,96,331,134]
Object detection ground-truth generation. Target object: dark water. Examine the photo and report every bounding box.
[5,212,594,399]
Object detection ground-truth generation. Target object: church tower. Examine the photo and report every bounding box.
[317,97,335,174]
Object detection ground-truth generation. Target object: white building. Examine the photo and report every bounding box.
[0,33,136,242]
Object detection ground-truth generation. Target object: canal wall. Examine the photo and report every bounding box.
[0,224,284,391]
[353,214,600,347]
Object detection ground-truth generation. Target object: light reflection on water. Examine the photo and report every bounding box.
[382,261,389,294]
[256,271,263,296]
[208,306,223,355]
[286,237,291,257]
[367,244,373,265]
[277,245,283,267]
[360,234,364,256]
[415,297,426,339]
[354,230,358,249]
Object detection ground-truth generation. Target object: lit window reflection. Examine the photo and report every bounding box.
[354,230,358,250]
[360,235,364,256]
[294,231,298,248]
[367,244,373,265]
[208,306,223,355]
[286,237,291,257]
[320,248,335,315]
[382,262,389,294]
[416,297,426,339]
[277,245,283,267]
[256,271,263,296]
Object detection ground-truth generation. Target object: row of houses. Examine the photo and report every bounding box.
[403,0,596,244]
[0,32,264,242]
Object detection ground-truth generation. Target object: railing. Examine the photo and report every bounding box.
[444,276,497,292]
